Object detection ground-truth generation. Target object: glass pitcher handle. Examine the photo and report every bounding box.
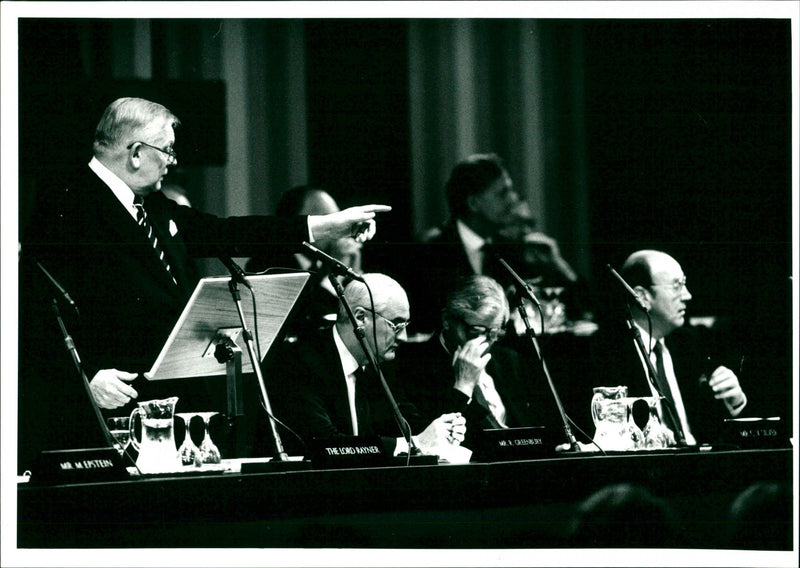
[590,392,603,425]
[128,407,142,451]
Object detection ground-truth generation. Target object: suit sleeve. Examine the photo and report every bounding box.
[157,193,311,259]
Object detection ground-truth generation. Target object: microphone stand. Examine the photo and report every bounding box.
[496,257,579,452]
[48,298,141,471]
[327,273,421,456]
[34,260,138,471]
[49,300,118,450]
[225,278,290,462]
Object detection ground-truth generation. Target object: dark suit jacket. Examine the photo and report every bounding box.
[264,329,417,456]
[396,334,566,451]
[18,165,309,466]
[404,220,593,334]
[23,165,309,375]
[588,323,750,445]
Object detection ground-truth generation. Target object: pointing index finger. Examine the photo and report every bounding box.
[361,204,392,214]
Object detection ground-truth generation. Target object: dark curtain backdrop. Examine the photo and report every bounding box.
[18,18,793,418]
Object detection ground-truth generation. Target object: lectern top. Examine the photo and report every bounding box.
[147,272,310,381]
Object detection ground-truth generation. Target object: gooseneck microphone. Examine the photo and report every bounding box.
[302,242,364,282]
[606,264,649,312]
[36,260,80,316]
[219,257,252,290]
[495,256,541,307]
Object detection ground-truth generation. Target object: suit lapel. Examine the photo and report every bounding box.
[315,333,360,436]
[79,170,184,295]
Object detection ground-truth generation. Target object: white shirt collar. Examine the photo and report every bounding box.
[634,323,661,352]
[456,218,487,251]
[332,325,360,377]
[89,157,138,221]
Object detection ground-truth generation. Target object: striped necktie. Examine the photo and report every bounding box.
[134,197,178,286]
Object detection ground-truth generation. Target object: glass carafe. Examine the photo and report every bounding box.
[591,386,643,451]
[641,397,676,449]
[129,397,181,473]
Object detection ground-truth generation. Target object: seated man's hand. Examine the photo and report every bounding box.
[90,369,139,409]
[308,204,392,244]
[452,337,491,397]
[415,412,466,452]
[708,366,747,414]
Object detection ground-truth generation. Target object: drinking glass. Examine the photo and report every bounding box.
[106,416,131,456]
[196,412,221,464]
[176,412,202,467]
[541,287,567,333]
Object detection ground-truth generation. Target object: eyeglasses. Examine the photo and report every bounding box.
[362,308,410,335]
[461,320,506,341]
[127,141,177,163]
[651,276,688,293]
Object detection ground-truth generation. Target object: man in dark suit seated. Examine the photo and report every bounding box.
[18,96,389,469]
[587,250,750,447]
[406,152,586,335]
[396,275,564,456]
[263,273,467,458]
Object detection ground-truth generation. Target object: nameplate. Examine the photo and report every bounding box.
[308,436,390,469]
[722,417,789,449]
[474,426,550,462]
[32,447,129,485]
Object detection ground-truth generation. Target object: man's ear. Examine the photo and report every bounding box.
[633,285,651,310]
[353,306,368,325]
[128,142,142,168]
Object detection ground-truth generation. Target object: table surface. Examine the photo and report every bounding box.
[16,446,794,549]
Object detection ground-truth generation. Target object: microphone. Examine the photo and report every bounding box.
[219,257,252,290]
[302,242,364,282]
[495,256,541,307]
[606,264,649,312]
[36,260,80,316]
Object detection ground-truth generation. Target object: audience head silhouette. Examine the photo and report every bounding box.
[567,483,677,548]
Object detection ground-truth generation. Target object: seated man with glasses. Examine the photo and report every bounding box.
[396,275,562,454]
[586,249,750,446]
[261,273,466,457]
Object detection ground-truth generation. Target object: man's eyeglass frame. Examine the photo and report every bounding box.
[361,307,410,335]
[127,141,177,163]
[650,276,688,293]
[460,319,506,341]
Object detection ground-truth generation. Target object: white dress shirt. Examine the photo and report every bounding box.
[456,219,487,274]
[332,326,360,436]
